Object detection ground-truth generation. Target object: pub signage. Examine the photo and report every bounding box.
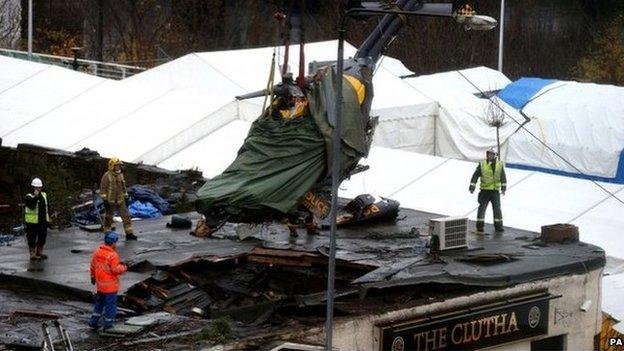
[379,293,553,351]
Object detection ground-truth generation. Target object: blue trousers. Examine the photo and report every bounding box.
[89,293,117,329]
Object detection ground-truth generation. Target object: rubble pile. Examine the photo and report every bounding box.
[124,248,372,325]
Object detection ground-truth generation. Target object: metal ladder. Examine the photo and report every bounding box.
[41,320,74,351]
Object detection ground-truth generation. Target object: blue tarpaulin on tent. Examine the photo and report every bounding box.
[507,149,624,184]
[498,77,557,109]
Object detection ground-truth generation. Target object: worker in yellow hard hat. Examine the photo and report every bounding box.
[100,158,137,240]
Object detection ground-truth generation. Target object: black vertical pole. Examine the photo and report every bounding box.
[97,0,104,61]
[496,126,501,157]
[325,19,345,351]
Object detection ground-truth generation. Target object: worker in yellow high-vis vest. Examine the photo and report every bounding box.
[100,158,137,240]
[469,148,507,233]
[24,177,50,260]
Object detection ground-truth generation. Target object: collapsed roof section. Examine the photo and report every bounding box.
[0,207,605,324]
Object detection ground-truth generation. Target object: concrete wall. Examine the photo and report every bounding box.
[310,268,602,350]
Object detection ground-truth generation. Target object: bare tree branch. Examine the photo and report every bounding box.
[0,0,21,48]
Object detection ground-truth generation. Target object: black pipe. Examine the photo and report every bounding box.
[354,0,411,61]
[360,0,423,63]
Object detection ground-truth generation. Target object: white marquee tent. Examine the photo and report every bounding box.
[402,70,624,184]
[0,40,439,167]
[501,79,624,182]
[403,67,523,161]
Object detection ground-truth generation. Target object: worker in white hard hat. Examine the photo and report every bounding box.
[469,148,507,233]
[24,177,50,260]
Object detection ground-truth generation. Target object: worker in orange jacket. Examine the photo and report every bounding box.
[88,231,127,331]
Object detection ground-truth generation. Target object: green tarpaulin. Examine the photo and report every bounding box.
[196,115,326,220]
[195,67,371,222]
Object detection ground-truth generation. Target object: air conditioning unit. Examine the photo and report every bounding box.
[429,216,468,251]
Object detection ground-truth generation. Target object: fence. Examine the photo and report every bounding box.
[0,48,146,80]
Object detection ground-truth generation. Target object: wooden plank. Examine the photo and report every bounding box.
[601,313,624,351]
[123,295,149,311]
[247,255,312,267]
[250,247,320,258]
[121,328,203,346]
[12,309,61,319]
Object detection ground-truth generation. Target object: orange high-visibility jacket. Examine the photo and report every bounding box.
[90,244,127,293]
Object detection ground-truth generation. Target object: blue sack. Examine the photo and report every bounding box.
[128,200,162,219]
[127,185,171,214]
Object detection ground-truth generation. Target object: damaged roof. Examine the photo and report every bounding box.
[0,208,605,298]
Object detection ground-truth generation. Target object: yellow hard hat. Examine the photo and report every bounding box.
[108,157,122,170]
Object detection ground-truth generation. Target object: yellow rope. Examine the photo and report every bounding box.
[262,48,277,117]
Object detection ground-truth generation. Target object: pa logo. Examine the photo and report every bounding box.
[528,306,541,328]
[391,336,405,351]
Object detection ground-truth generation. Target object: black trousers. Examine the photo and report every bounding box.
[25,223,47,248]
[476,190,503,231]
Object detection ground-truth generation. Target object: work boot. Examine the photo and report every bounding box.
[36,247,48,260]
[29,249,40,261]
[125,232,138,241]
[287,223,298,237]
[495,226,505,233]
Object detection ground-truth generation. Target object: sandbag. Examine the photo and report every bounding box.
[167,215,192,229]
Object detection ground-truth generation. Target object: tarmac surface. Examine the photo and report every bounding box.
[0,212,254,298]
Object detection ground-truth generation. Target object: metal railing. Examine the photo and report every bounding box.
[0,48,147,80]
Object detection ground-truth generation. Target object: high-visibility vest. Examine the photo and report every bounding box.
[479,160,503,190]
[90,244,127,294]
[24,192,50,224]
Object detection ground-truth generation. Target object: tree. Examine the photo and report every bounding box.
[82,0,170,65]
[0,0,21,48]
[576,15,624,85]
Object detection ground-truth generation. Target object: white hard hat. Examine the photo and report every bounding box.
[31,178,43,187]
